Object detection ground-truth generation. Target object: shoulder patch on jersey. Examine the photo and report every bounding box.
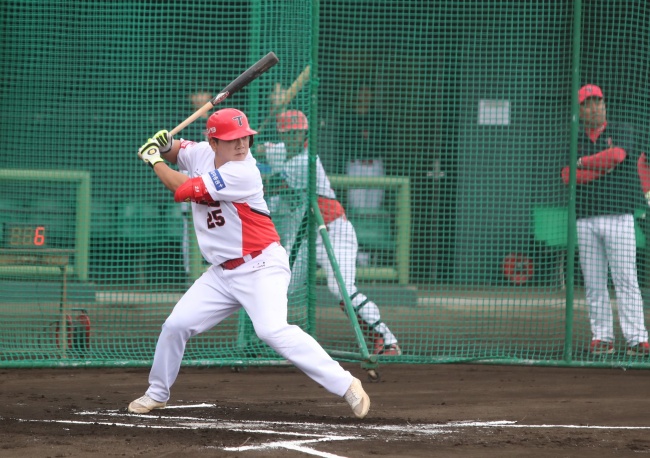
[208,169,226,191]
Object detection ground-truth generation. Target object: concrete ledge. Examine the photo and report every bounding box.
[0,280,96,303]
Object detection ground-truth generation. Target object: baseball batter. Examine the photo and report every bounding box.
[561,85,649,356]
[128,108,370,418]
[260,110,401,356]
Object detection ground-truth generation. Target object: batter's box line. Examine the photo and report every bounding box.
[27,413,365,458]
[76,410,650,433]
[78,410,364,439]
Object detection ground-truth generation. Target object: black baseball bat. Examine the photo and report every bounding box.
[170,52,279,136]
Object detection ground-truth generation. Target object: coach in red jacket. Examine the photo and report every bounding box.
[561,84,649,356]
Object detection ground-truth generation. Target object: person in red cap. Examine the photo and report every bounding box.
[561,85,649,356]
[577,84,603,104]
[127,108,371,419]
[258,109,402,357]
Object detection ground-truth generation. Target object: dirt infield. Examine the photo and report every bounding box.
[2,363,650,457]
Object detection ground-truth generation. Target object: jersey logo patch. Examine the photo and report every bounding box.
[208,170,226,191]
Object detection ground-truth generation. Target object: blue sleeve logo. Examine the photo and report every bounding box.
[208,170,226,191]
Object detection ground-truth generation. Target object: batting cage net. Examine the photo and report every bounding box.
[2,0,650,371]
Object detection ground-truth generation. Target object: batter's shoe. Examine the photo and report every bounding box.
[344,377,370,419]
[128,394,167,413]
[377,343,402,356]
[589,339,614,355]
[627,342,650,356]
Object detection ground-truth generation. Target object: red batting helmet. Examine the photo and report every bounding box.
[276,110,309,132]
[205,108,258,140]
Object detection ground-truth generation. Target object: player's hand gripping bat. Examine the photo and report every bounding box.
[169,52,280,137]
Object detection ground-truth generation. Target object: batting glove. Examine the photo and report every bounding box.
[152,129,173,154]
[138,139,165,169]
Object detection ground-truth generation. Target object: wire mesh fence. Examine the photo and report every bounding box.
[1,0,650,368]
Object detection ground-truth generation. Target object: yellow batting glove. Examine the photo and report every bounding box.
[137,139,164,169]
[152,130,173,154]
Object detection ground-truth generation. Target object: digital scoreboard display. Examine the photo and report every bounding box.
[3,223,48,248]
[0,170,90,281]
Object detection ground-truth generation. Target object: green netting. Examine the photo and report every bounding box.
[2,0,650,369]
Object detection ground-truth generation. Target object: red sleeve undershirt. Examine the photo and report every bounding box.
[561,147,626,185]
[174,176,215,203]
[638,153,650,194]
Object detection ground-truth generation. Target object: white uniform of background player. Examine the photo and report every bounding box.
[262,110,401,355]
[128,108,370,418]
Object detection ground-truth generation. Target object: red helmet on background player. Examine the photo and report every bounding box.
[205,108,258,143]
[276,110,309,132]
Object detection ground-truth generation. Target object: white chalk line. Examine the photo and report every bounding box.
[164,403,216,409]
[19,406,366,458]
[11,404,650,457]
[224,437,359,458]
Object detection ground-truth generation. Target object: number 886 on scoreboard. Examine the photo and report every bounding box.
[3,223,48,249]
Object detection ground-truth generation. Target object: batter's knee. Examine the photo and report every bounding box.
[161,316,194,340]
[254,322,295,344]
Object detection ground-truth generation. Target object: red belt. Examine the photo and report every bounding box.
[221,242,277,270]
[221,250,263,270]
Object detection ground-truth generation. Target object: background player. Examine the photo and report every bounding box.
[128,108,370,418]
[258,110,402,356]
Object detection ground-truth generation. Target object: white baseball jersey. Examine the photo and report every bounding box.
[265,142,344,225]
[177,140,280,265]
[265,143,336,199]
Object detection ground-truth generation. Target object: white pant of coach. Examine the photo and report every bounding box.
[577,214,648,345]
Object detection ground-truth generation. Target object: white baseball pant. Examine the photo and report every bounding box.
[289,216,398,346]
[145,243,353,403]
[577,214,648,345]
